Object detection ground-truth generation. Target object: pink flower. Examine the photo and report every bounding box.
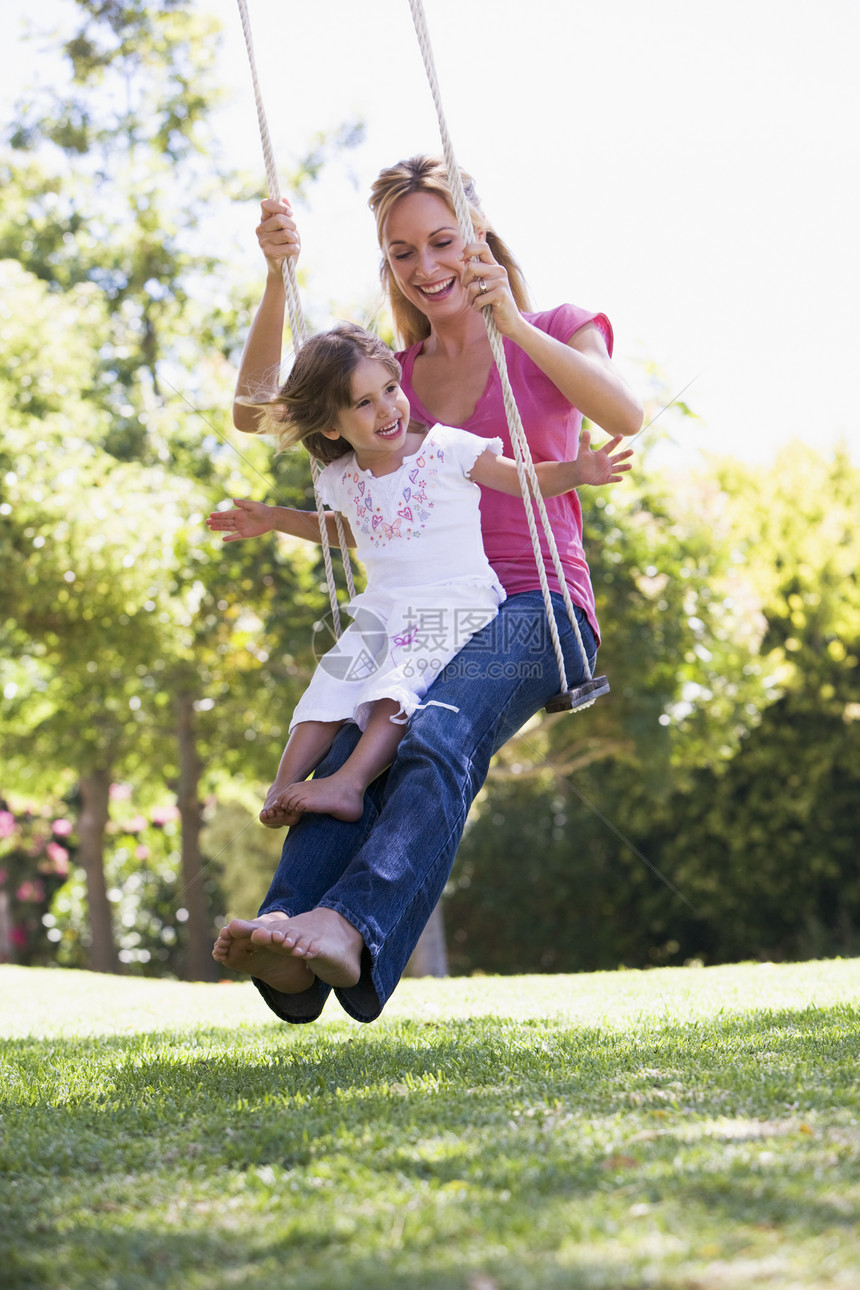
[16,880,45,903]
[11,926,28,948]
[110,783,133,801]
[151,805,180,826]
[46,843,69,874]
[135,845,150,861]
[0,811,15,838]
[124,816,148,834]
[51,818,74,837]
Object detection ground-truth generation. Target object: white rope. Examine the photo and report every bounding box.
[234,0,306,348]
[407,0,593,693]
[235,0,356,631]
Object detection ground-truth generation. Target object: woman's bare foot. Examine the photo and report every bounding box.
[281,775,366,823]
[212,913,316,993]
[278,907,364,988]
[259,786,303,829]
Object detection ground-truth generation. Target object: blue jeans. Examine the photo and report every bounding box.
[255,591,598,1023]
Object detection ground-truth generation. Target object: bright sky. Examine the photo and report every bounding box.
[4,0,859,467]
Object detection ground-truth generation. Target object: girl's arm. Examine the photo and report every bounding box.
[469,428,633,498]
[460,242,643,440]
[233,199,301,433]
[207,499,356,548]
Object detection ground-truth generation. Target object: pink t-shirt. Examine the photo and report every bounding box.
[397,303,613,643]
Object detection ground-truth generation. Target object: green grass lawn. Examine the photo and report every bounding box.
[2,959,859,1290]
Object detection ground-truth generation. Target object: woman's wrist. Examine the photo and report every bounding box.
[504,312,559,359]
[492,307,531,347]
[264,262,288,287]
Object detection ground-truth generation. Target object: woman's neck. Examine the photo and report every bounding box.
[420,307,489,361]
[409,310,496,428]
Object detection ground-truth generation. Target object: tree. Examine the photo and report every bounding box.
[445,441,860,974]
[1,1,240,974]
[0,259,337,975]
[1,1,367,976]
[641,442,860,964]
[0,262,174,971]
[1,0,247,973]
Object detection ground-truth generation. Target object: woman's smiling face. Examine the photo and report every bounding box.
[383,191,479,322]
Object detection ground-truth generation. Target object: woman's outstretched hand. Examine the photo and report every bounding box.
[461,239,518,333]
[207,499,274,543]
[256,197,301,272]
[575,429,634,486]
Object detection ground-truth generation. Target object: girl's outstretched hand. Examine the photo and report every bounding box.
[256,197,301,271]
[207,498,273,543]
[575,429,634,486]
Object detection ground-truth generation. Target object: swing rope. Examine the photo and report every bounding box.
[235,0,355,633]
[407,0,594,700]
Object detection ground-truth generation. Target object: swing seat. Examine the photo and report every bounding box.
[545,674,610,714]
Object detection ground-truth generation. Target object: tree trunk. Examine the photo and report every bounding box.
[0,891,13,963]
[78,768,120,974]
[175,689,218,981]
[405,902,448,978]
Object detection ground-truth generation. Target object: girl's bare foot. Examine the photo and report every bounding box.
[282,776,366,823]
[212,913,316,993]
[278,907,364,988]
[259,787,302,829]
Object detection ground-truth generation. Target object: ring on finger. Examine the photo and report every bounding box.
[478,278,488,294]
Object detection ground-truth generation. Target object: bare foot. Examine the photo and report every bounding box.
[282,775,366,823]
[212,913,316,993]
[278,907,364,988]
[259,786,303,830]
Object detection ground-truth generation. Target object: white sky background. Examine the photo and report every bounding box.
[3,0,859,467]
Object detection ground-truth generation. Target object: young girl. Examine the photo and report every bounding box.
[208,322,631,830]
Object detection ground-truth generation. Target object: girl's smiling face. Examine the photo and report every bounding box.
[324,357,412,475]
[383,191,479,321]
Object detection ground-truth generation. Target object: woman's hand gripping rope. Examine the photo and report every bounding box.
[256,197,301,272]
[461,238,519,332]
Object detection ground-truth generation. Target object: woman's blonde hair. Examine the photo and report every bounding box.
[256,322,402,464]
[369,155,532,348]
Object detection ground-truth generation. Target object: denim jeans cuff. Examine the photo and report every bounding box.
[252,975,331,1024]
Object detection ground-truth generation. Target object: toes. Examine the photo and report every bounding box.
[288,934,317,959]
[260,793,303,828]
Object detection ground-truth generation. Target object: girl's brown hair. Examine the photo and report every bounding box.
[258,322,402,464]
[369,155,532,348]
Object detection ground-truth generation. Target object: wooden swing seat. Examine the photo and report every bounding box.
[545,675,611,714]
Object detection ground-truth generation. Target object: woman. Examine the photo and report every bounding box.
[213,156,642,1022]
